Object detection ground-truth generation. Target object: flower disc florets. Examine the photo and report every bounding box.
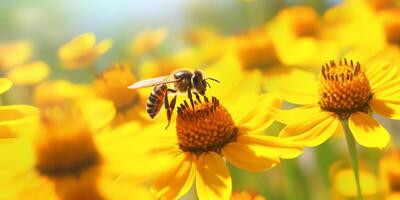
[319,59,373,119]
[176,96,238,154]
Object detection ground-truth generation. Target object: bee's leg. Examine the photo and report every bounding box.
[194,92,201,103]
[187,89,195,111]
[165,95,177,129]
[164,89,177,129]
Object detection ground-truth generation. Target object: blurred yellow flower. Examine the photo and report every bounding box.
[94,64,147,126]
[182,26,220,46]
[130,28,168,56]
[0,78,38,138]
[147,93,302,200]
[6,61,50,85]
[380,150,400,197]
[226,27,279,69]
[331,162,378,199]
[34,80,95,108]
[0,40,32,69]
[267,6,339,67]
[231,191,266,200]
[138,44,223,80]
[33,80,115,130]
[274,59,400,148]
[367,0,397,12]
[321,0,400,65]
[0,102,159,200]
[58,33,112,69]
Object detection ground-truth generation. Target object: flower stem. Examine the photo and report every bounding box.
[342,120,363,200]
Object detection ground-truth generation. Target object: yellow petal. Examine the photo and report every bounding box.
[33,80,95,107]
[234,94,282,133]
[59,33,96,60]
[348,112,390,149]
[279,111,340,147]
[99,174,154,200]
[204,55,247,103]
[370,98,400,119]
[7,61,50,85]
[196,152,231,200]
[373,78,400,99]
[0,78,12,94]
[222,142,279,172]
[152,152,196,200]
[98,123,179,180]
[77,98,115,131]
[0,40,32,68]
[276,72,319,105]
[275,38,318,66]
[238,134,303,159]
[130,28,168,55]
[96,38,113,56]
[365,61,397,91]
[0,105,38,127]
[270,105,320,124]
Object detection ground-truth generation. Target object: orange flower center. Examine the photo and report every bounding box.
[231,28,279,68]
[278,6,319,37]
[176,96,238,154]
[35,108,100,178]
[389,171,400,192]
[319,59,373,119]
[381,9,400,46]
[368,0,396,12]
[94,64,140,112]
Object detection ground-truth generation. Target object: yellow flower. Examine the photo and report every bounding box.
[33,80,115,131]
[0,101,157,200]
[267,6,339,67]
[321,0,400,64]
[182,26,220,46]
[145,93,302,200]
[0,78,38,138]
[130,28,168,56]
[94,64,148,126]
[0,40,32,69]
[226,27,279,69]
[330,162,378,199]
[274,59,400,148]
[34,80,95,107]
[138,45,223,80]
[231,191,266,200]
[379,150,400,197]
[367,0,397,12]
[6,61,50,85]
[58,33,112,69]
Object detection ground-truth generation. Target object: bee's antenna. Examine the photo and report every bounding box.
[204,81,212,88]
[206,78,220,83]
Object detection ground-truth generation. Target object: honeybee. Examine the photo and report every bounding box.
[128,69,219,128]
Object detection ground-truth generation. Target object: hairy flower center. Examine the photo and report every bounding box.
[176,96,238,154]
[35,109,100,178]
[319,59,373,119]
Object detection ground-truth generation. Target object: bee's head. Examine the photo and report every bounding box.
[192,70,219,95]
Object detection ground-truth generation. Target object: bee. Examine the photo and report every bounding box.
[128,69,219,128]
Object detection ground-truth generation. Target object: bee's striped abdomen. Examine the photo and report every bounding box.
[146,84,167,118]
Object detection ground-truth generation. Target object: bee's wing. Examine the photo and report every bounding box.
[128,76,180,89]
